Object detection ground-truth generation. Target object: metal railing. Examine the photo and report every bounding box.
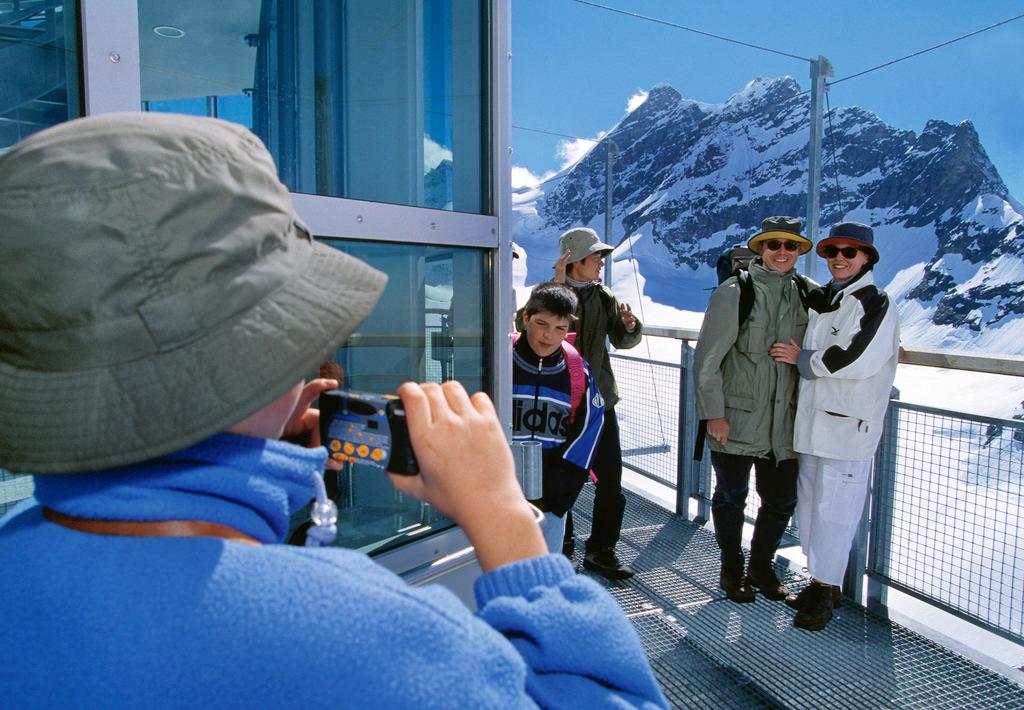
[611,327,1024,644]
[0,469,32,517]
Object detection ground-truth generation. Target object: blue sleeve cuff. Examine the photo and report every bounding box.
[473,554,575,607]
[797,349,819,380]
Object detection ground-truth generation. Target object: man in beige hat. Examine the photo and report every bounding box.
[553,226,643,579]
[694,216,814,604]
[0,114,666,707]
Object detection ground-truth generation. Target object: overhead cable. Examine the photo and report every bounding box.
[512,124,598,142]
[824,92,847,216]
[830,12,1024,85]
[570,0,813,62]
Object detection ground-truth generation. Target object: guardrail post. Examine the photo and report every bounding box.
[864,386,900,614]
[676,341,695,517]
[844,387,900,607]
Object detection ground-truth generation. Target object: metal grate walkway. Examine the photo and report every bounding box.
[568,485,1024,709]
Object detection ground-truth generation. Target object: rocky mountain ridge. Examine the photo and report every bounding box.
[512,77,1024,353]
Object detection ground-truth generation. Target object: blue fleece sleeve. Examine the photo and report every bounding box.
[797,348,818,379]
[475,555,668,709]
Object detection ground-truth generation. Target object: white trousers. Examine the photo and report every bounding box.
[541,511,568,555]
[796,454,873,586]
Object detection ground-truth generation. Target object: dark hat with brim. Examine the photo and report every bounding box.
[0,112,388,474]
[747,215,813,255]
[816,221,879,264]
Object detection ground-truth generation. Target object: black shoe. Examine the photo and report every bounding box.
[562,538,576,558]
[747,563,789,601]
[720,567,755,603]
[793,582,834,630]
[582,550,634,580]
[785,583,842,610]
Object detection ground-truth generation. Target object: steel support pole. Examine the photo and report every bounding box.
[865,387,901,615]
[803,56,833,281]
[677,342,696,517]
[603,140,618,287]
[845,386,900,608]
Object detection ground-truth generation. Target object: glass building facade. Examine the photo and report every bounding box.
[0,1,513,566]
[0,2,80,152]
[138,0,489,213]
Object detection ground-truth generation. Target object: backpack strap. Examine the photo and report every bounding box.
[560,340,586,424]
[736,269,755,328]
[737,271,810,328]
[792,273,810,309]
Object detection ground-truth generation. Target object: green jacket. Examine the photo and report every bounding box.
[693,261,811,460]
[570,283,643,410]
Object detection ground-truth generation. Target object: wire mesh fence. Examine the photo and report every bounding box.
[0,470,32,517]
[611,351,682,488]
[613,342,1023,643]
[870,401,1024,643]
[612,348,798,540]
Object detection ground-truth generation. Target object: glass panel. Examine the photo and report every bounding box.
[138,0,489,214]
[0,0,78,511]
[286,238,490,554]
[0,470,33,517]
[0,1,80,153]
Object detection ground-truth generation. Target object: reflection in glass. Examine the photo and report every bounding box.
[286,239,490,554]
[138,0,489,214]
[0,2,80,153]
[0,0,79,514]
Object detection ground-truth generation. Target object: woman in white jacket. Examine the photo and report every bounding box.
[770,221,900,631]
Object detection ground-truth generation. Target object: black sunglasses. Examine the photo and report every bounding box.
[822,245,863,259]
[763,239,801,252]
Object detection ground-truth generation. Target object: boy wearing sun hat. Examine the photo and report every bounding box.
[552,227,643,579]
[694,215,815,604]
[0,113,666,707]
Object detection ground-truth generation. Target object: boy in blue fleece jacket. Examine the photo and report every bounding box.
[0,113,667,709]
[513,282,604,553]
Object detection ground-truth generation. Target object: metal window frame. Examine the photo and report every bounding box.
[75,0,513,429]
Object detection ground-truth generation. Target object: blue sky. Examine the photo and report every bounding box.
[511,0,1024,201]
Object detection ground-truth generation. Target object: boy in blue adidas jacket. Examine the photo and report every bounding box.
[514,282,605,553]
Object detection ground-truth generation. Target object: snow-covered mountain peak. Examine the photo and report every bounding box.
[513,78,1023,355]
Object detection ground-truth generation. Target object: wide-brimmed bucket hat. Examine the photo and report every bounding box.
[0,113,387,474]
[746,215,813,255]
[816,221,879,264]
[554,227,614,267]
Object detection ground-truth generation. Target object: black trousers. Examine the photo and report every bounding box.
[584,410,627,554]
[709,450,798,569]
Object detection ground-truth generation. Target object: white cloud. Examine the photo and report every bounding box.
[626,90,649,113]
[511,165,554,188]
[556,131,604,169]
[423,136,453,173]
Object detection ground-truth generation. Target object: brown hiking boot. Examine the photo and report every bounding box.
[785,583,842,610]
[792,582,835,631]
[747,562,789,601]
[720,566,755,603]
